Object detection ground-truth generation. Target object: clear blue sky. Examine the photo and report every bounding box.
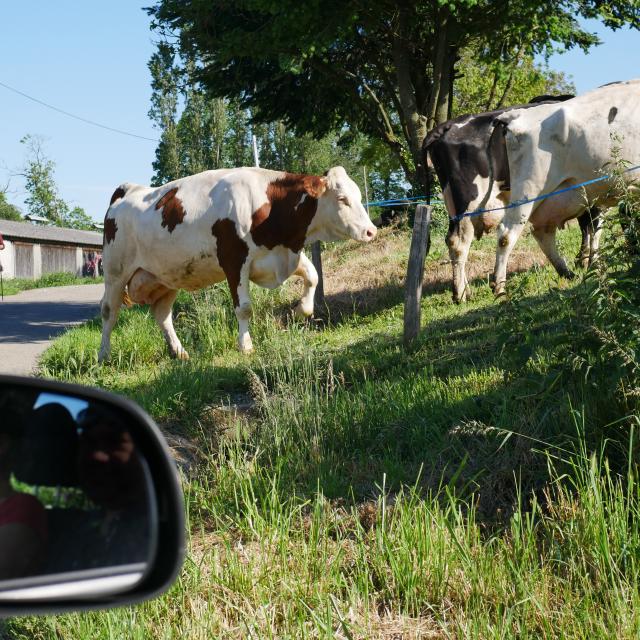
[0,5,638,222]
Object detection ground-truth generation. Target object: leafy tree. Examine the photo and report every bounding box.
[453,50,575,116]
[147,0,639,190]
[20,135,68,224]
[177,59,231,174]
[19,136,96,229]
[358,138,407,203]
[148,42,182,185]
[64,206,94,231]
[0,191,22,221]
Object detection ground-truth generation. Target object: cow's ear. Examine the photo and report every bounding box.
[303,176,328,199]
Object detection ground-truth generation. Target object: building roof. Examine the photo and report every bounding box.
[0,219,102,248]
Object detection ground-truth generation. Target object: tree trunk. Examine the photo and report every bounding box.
[495,45,525,109]
[435,44,454,125]
[485,68,500,111]
[447,48,456,120]
[392,10,429,191]
[426,8,449,131]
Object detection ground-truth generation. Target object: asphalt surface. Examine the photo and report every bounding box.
[0,283,104,376]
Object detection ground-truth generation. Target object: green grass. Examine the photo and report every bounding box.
[9,224,640,639]
[0,272,103,296]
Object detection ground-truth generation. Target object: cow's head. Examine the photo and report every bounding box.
[310,166,377,243]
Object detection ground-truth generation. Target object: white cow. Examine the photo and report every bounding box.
[99,166,376,362]
[490,80,640,296]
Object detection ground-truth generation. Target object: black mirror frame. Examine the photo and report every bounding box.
[0,374,186,617]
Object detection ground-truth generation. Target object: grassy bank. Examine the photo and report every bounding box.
[9,222,640,638]
[0,272,103,297]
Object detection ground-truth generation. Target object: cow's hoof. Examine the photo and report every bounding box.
[238,337,254,354]
[561,270,576,280]
[174,349,190,361]
[493,282,506,298]
[294,301,314,319]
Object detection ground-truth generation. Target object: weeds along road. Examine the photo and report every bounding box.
[0,283,103,376]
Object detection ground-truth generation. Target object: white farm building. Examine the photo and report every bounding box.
[0,220,102,279]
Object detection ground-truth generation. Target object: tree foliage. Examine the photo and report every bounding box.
[19,135,95,230]
[147,0,639,189]
[147,42,381,196]
[453,50,576,116]
[148,43,181,185]
[0,191,22,221]
[65,206,94,231]
[20,135,69,225]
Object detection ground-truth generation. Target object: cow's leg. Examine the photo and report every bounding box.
[531,226,575,279]
[493,204,535,297]
[151,289,189,360]
[576,211,591,269]
[232,265,253,354]
[98,277,127,363]
[446,217,474,304]
[293,252,319,318]
[587,208,604,267]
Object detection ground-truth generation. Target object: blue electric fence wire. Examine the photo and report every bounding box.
[366,164,640,216]
[367,197,444,207]
[450,164,640,222]
[366,195,436,206]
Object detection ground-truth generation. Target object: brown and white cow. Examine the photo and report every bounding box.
[99,166,376,362]
[491,79,640,296]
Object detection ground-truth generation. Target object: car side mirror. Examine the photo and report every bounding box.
[0,374,185,616]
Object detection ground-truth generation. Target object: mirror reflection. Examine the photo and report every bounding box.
[0,385,156,592]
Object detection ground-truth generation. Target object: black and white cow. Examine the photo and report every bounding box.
[423,96,601,303]
[491,79,640,296]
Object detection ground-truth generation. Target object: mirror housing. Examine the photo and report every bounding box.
[0,374,185,616]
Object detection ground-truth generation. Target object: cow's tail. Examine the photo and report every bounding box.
[479,120,506,214]
[481,112,520,214]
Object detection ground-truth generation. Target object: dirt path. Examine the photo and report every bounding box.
[0,283,104,376]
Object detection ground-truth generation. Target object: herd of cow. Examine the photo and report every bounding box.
[98,79,639,362]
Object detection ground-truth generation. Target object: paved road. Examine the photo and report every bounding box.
[0,283,104,376]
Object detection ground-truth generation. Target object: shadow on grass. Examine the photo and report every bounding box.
[265,265,544,338]
[249,283,631,523]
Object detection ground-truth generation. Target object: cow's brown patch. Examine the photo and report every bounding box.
[109,186,126,206]
[250,173,326,252]
[103,217,118,245]
[212,219,249,308]
[155,187,187,233]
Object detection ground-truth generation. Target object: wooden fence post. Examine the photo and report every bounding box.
[311,241,325,310]
[403,204,432,347]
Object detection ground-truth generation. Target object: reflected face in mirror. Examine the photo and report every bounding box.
[77,407,145,511]
[0,385,157,593]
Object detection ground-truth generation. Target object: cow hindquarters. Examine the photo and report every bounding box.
[446,217,474,303]
[293,252,318,318]
[151,289,189,360]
